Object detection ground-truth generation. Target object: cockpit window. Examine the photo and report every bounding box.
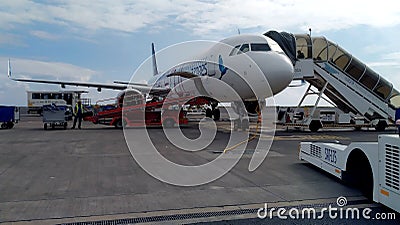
[250,43,271,52]
[229,45,241,56]
[238,44,249,54]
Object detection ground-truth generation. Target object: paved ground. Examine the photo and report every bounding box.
[0,116,398,224]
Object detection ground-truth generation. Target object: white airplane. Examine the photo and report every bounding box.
[8,34,294,128]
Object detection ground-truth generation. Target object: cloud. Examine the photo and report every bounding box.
[1,0,400,106]
[368,52,400,68]
[0,33,25,46]
[30,30,60,40]
[0,57,97,82]
[0,57,115,105]
[0,72,30,106]
[366,51,400,90]
[384,52,400,61]
[1,0,400,37]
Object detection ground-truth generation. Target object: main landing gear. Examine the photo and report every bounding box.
[205,102,221,121]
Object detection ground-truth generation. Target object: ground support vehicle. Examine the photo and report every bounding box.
[122,99,188,128]
[299,134,400,212]
[0,106,20,129]
[84,96,190,128]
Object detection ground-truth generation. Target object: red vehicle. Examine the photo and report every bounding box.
[84,91,188,128]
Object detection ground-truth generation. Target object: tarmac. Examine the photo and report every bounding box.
[0,116,399,224]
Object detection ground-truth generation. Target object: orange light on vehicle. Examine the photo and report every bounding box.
[380,189,389,197]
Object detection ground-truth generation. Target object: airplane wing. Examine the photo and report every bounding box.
[10,77,127,90]
[8,60,167,93]
[9,76,167,93]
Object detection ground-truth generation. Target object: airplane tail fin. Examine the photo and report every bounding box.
[7,59,11,78]
[151,43,159,76]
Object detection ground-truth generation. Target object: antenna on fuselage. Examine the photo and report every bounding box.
[151,43,159,76]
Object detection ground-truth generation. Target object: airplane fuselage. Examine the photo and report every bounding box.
[149,34,294,102]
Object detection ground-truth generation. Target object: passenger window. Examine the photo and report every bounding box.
[229,45,241,56]
[250,43,271,52]
[238,44,249,54]
[32,93,40,99]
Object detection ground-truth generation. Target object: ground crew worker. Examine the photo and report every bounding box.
[72,100,84,129]
[297,50,305,59]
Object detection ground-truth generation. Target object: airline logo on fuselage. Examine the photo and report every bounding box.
[218,55,228,78]
[166,60,208,77]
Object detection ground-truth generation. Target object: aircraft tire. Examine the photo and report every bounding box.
[213,108,220,121]
[309,120,322,132]
[375,120,387,132]
[205,108,212,118]
[7,122,14,129]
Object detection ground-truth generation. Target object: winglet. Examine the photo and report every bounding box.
[7,59,11,78]
[151,43,159,76]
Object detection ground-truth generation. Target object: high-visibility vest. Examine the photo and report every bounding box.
[74,104,84,115]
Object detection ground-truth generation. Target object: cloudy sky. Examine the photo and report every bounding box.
[1,0,400,106]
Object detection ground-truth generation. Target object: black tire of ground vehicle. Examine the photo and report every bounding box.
[354,126,362,131]
[343,149,374,199]
[309,120,322,132]
[241,118,249,131]
[1,123,7,129]
[6,122,14,129]
[114,119,123,129]
[213,108,220,121]
[63,122,67,130]
[51,123,55,129]
[375,120,387,132]
[44,123,47,130]
[163,119,175,128]
[205,108,212,118]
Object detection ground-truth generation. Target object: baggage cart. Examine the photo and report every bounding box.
[42,104,68,130]
[0,106,19,129]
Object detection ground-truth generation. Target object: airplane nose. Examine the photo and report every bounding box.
[252,52,294,95]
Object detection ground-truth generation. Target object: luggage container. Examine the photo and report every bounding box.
[42,104,69,130]
[0,106,19,129]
